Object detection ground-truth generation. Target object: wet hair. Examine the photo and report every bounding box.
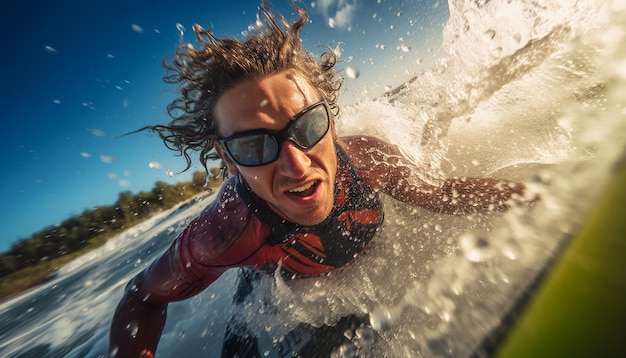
[139,1,342,176]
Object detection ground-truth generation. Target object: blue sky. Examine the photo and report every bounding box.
[0,0,448,253]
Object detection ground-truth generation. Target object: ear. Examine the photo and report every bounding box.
[214,142,239,176]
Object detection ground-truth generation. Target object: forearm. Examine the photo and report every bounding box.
[341,135,531,214]
[425,177,526,214]
[109,279,168,358]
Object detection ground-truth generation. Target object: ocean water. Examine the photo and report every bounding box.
[2,0,626,357]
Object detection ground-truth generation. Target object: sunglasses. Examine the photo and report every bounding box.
[218,101,331,167]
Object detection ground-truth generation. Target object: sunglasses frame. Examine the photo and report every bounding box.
[218,101,331,167]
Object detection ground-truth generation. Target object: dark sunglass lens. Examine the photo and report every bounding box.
[227,134,278,166]
[291,105,329,148]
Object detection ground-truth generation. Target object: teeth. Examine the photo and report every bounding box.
[289,181,316,193]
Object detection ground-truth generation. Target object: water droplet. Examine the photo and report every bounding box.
[131,24,144,34]
[342,328,354,340]
[442,311,452,322]
[369,304,403,331]
[502,241,521,260]
[345,66,360,79]
[333,343,357,357]
[126,321,139,338]
[484,29,496,40]
[100,155,116,163]
[355,327,376,347]
[460,231,494,262]
[402,340,422,356]
[176,23,185,35]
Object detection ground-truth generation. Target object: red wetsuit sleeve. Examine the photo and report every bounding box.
[109,180,257,357]
[135,178,254,303]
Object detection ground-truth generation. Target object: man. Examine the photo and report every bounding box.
[109,3,528,357]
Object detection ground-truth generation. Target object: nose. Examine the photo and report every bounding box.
[276,141,311,178]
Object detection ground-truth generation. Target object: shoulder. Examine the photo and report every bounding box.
[338,135,403,162]
[337,134,388,150]
[337,135,425,193]
[177,176,254,263]
[337,135,406,173]
[135,178,260,301]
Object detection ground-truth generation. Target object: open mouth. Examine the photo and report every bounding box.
[287,180,319,198]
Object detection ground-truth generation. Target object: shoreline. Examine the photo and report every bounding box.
[0,192,215,305]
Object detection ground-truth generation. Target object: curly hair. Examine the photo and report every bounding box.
[140,1,342,176]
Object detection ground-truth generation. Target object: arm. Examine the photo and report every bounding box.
[339,135,529,214]
[109,180,249,357]
[109,217,226,357]
[416,176,527,214]
[109,240,212,357]
[109,270,169,358]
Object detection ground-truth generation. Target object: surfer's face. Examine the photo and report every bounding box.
[214,70,338,226]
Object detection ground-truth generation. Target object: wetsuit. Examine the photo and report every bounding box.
[144,144,384,301]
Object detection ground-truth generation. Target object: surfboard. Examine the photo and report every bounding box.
[491,156,626,357]
[458,157,626,358]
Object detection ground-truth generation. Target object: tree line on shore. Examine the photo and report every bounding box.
[0,169,223,279]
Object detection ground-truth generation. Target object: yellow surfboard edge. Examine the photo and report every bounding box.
[493,153,626,358]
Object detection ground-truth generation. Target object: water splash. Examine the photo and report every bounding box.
[2,1,625,357]
[259,0,625,356]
